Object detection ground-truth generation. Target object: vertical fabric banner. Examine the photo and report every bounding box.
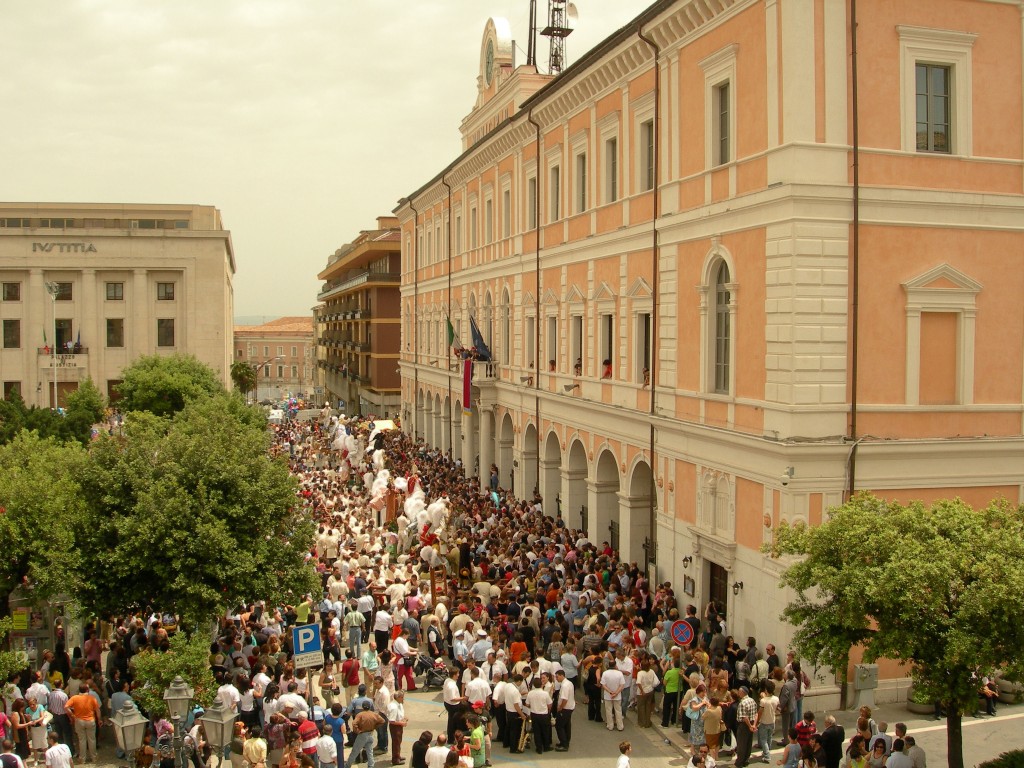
[463,358,473,415]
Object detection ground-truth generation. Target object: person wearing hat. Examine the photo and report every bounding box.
[470,630,491,664]
[350,702,385,768]
[452,631,469,673]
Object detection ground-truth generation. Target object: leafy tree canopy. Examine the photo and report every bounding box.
[116,354,223,418]
[63,378,106,443]
[130,632,216,719]
[0,431,88,603]
[230,361,258,399]
[71,391,319,629]
[766,493,1024,768]
[0,388,74,445]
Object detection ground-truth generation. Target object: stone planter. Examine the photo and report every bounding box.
[997,678,1023,705]
[905,686,934,715]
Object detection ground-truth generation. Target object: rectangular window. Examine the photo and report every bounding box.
[105,282,124,301]
[605,138,618,203]
[277,365,284,379]
[600,313,614,377]
[502,189,511,238]
[641,120,655,191]
[546,316,558,371]
[157,318,175,347]
[291,365,298,378]
[292,346,297,357]
[106,318,124,348]
[455,215,463,253]
[715,82,731,166]
[919,311,958,403]
[2,282,20,301]
[575,153,587,213]
[3,382,21,400]
[55,319,72,350]
[527,177,537,229]
[2,319,20,349]
[916,63,950,153]
[237,349,243,357]
[636,312,652,384]
[525,316,536,369]
[263,345,269,357]
[0,219,29,228]
[277,346,284,355]
[156,282,175,301]
[53,282,73,301]
[470,207,478,248]
[549,165,561,221]
[485,199,493,244]
[571,315,584,373]
[263,364,270,376]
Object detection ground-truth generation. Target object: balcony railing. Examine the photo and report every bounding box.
[38,347,89,355]
[318,269,399,300]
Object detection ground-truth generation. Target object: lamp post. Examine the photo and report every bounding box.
[198,700,236,767]
[44,281,59,409]
[252,356,283,404]
[111,699,149,766]
[163,676,195,768]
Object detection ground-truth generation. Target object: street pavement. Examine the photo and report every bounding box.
[82,683,1024,768]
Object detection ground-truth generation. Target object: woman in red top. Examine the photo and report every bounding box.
[508,633,528,664]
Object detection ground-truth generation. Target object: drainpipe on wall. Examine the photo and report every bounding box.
[442,176,454,454]
[637,24,661,580]
[410,200,420,441]
[528,108,543,501]
[848,0,861,502]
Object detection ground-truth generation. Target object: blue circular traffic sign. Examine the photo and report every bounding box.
[671,619,694,647]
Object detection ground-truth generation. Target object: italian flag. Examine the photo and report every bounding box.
[447,317,463,353]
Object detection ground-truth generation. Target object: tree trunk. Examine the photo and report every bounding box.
[946,709,964,768]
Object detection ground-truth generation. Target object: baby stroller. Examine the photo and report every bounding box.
[417,656,448,689]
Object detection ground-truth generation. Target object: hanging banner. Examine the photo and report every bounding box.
[463,358,473,415]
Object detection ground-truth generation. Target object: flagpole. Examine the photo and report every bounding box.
[44,281,59,409]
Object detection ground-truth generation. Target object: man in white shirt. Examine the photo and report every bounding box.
[216,679,241,714]
[524,679,553,754]
[44,733,73,768]
[614,648,635,719]
[278,684,309,715]
[442,668,465,742]
[386,691,408,765]
[316,723,338,768]
[600,661,626,732]
[464,668,491,707]
[503,675,527,753]
[553,669,575,751]
[424,735,450,768]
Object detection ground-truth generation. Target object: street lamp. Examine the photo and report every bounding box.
[163,676,195,768]
[111,699,149,763]
[198,700,236,761]
[44,281,59,409]
[252,356,283,403]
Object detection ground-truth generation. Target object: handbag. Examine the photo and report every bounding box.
[686,705,701,721]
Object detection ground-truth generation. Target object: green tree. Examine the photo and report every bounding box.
[230,361,258,401]
[64,377,106,444]
[71,392,319,629]
[766,493,1024,768]
[116,354,224,418]
[130,632,216,719]
[0,389,76,446]
[0,432,88,607]
[0,618,27,699]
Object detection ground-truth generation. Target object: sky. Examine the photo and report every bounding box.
[1,0,652,320]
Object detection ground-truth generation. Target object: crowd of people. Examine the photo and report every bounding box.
[0,411,933,768]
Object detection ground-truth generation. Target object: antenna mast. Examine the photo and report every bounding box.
[527,0,538,67]
[540,0,575,75]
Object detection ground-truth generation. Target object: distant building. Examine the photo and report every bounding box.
[0,202,234,406]
[316,217,401,417]
[233,317,315,402]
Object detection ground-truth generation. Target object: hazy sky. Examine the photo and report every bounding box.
[2,0,651,319]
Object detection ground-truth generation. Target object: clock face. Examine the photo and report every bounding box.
[485,39,495,85]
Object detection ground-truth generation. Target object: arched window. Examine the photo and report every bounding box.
[713,262,731,393]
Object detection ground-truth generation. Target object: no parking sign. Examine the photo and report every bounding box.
[670,619,694,647]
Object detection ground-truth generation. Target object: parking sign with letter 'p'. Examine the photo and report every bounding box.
[292,624,322,655]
